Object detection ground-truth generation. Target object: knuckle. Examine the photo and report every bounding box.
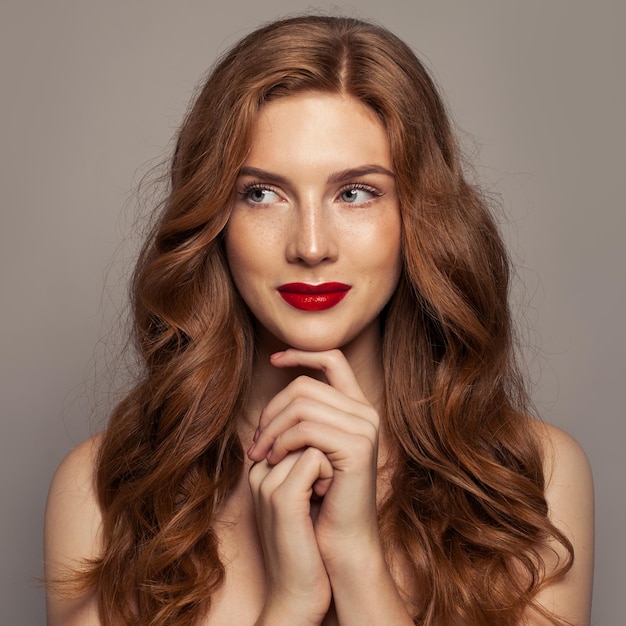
[268,488,282,509]
[294,420,313,438]
[258,475,275,501]
[304,447,326,464]
[327,349,344,366]
[291,395,308,410]
[290,396,312,417]
[248,462,263,486]
[293,375,312,393]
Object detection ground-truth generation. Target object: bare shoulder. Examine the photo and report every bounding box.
[527,420,595,625]
[45,433,104,541]
[44,433,105,625]
[47,433,103,489]
[532,421,594,510]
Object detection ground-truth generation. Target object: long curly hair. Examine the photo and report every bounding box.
[75,15,572,625]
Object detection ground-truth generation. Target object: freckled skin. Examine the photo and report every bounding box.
[225,93,402,354]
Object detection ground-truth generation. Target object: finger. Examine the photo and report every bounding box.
[248,452,301,501]
[270,349,368,403]
[267,422,377,472]
[273,447,334,509]
[249,397,376,463]
[249,449,333,514]
[259,374,369,432]
[313,476,332,498]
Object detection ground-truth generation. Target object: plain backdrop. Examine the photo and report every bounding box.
[1,1,623,623]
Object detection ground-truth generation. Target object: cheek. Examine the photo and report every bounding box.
[367,215,402,277]
[224,216,280,294]
[224,224,252,289]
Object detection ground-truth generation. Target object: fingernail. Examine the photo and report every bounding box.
[253,427,260,442]
[270,351,284,360]
[247,443,255,457]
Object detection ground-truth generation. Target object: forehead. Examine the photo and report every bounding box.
[245,92,392,171]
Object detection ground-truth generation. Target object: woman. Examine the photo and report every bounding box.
[44,15,594,626]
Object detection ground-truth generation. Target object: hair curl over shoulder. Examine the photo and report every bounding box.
[74,15,572,625]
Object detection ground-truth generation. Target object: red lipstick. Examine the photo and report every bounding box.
[278,282,351,311]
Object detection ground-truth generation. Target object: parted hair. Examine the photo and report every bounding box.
[72,15,572,625]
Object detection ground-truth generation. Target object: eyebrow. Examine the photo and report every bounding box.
[328,165,395,183]
[238,164,395,185]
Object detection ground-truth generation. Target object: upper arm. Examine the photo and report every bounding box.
[527,424,594,625]
[44,434,104,625]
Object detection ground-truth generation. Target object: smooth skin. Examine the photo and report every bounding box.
[44,93,594,625]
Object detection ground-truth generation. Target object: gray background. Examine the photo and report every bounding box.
[1,1,623,623]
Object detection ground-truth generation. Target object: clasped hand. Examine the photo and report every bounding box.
[247,349,382,623]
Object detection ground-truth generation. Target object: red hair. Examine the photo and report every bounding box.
[69,16,572,625]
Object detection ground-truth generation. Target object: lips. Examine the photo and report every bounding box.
[277,282,351,311]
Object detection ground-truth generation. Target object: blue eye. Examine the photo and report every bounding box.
[338,184,381,205]
[240,184,281,205]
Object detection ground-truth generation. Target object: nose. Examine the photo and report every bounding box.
[286,201,338,266]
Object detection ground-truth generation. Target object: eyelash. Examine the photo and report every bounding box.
[238,180,279,200]
[337,183,383,202]
[237,181,384,204]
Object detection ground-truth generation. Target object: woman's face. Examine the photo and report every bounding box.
[225,92,402,352]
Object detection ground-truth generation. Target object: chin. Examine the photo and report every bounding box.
[256,316,377,354]
[282,337,344,352]
[301,342,343,352]
[277,327,357,352]
[253,324,336,353]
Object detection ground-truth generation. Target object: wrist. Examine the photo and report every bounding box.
[321,547,413,625]
[255,593,328,626]
[255,609,323,626]
[319,531,384,577]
